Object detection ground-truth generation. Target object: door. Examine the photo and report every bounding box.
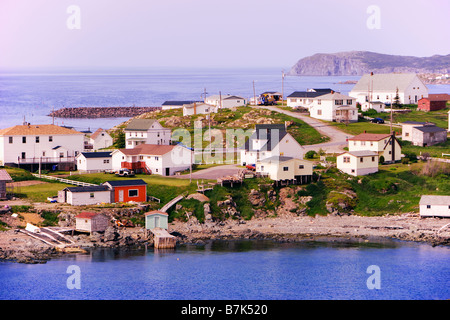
[155,216,160,228]
[165,168,170,176]
[118,190,124,202]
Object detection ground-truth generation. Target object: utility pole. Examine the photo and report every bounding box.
[282,70,285,106]
[252,80,256,106]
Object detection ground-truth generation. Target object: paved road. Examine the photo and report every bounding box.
[261,105,350,153]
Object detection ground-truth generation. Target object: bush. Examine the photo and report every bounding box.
[401,157,410,164]
[379,155,385,164]
[305,150,317,159]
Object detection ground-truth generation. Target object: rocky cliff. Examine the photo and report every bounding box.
[289,51,450,76]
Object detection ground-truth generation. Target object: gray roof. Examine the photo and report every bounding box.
[419,195,450,205]
[80,152,112,158]
[402,121,430,125]
[162,100,201,106]
[125,119,157,131]
[258,156,294,163]
[64,185,110,193]
[342,150,379,157]
[244,124,288,152]
[103,179,147,187]
[351,73,426,92]
[287,91,327,98]
[412,126,446,133]
[0,169,12,181]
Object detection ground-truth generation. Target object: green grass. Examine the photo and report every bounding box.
[15,182,72,202]
[400,140,450,158]
[376,107,450,129]
[2,166,36,182]
[325,118,396,136]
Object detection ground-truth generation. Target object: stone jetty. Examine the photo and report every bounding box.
[49,106,160,119]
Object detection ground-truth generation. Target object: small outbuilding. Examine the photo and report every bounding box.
[411,125,447,147]
[337,151,379,176]
[417,94,450,112]
[145,210,169,230]
[419,195,450,218]
[75,212,110,233]
[0,169,12,200]
[58,185,111,206]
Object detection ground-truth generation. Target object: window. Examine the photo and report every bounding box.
[103,159,110,164]
[127,141,132,145]
[43,151,46,157]
[155,157,159,161]
[35,136,40,143]
[335,100,343,105]
[317,109,322,115]
[283,167,289,171]
[351,169,355,173]
[128,189,138,197]
[427,205,431,209]
[370,142,373,146]
[139,156,144,160]
[22,136,26,143]
[386,95,389,100]
[361,141,366,146]
[360,157,364,163]
[299,165,304,169]
[372,157,375,162]
[347,100,353,105]
[343,157,350,163]
[8,137,13,144]
[21,152,26,159]
[59,152,64,158]
[317,99,321,105]
[90,193,94,198]
[49,136,53,142]
[376,95,380,100]
[260,165,264,171]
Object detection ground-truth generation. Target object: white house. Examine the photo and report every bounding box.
[205,95,246,109]
[240,124,304,166]
[337,151,379,176]
[76,152,112,172]
[309,92,358,122]
[348,133,401,163]
[58,185,112,206]
[0,123,84,168]
[124,119,171,149]
[419,195,450,218]
[361,101,385,113]
[111,144,192,176]
[256,156,313,184]
[349,73,428,105]
[88,128,113,150]
[286,89,334,109]
[182,103,218,116]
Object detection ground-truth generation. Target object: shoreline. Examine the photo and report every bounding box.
[1,214,449,264]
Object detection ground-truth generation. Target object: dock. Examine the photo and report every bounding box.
[150,228,176,249]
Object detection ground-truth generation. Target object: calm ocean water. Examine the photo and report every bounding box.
[0,240,449,300]
[2,68,449,132]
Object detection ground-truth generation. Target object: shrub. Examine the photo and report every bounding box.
[305,150,317,159]
[401,157,410,164]
[379,155,385,164]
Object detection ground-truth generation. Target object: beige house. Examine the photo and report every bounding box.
[256,156,313,184]
[182,103,218,116]
[309,92,358,122]
[337,151,379,176]
[348,133,401,163]
[401,121,434,142]
[419,195,450,218]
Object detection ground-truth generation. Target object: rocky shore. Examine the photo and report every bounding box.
[48,106,160,119]
[1,213,449,264]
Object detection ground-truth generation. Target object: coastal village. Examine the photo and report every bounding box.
[1,72,450,263]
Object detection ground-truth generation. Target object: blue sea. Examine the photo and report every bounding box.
[0,240,449,300]
[2,68,449,132]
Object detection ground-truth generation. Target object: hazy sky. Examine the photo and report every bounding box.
[1,0,449,69]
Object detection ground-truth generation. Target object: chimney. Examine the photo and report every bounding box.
[371,72,374,76]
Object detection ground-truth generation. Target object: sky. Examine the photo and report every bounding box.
[0,0,449,70]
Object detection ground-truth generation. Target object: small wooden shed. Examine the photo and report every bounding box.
[0,170,12,200]
[75,212,110,233]
[145,210,169,230]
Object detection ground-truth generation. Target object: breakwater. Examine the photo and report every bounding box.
[48,106,160,118]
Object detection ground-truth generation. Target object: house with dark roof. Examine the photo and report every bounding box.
[411,125,447,147]
[240,124,304,166]
[102,179,147,203]
[162,100,202,110]
[58,185,111,205]
[124,119,171,149]
[76,151,112,172]
[401,121,435,141]
[287,89,335,109]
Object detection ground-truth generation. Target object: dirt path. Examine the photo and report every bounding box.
[261,106,349,153]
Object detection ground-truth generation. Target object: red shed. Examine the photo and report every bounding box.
[418,94,450,111]
[103,179,147,203]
